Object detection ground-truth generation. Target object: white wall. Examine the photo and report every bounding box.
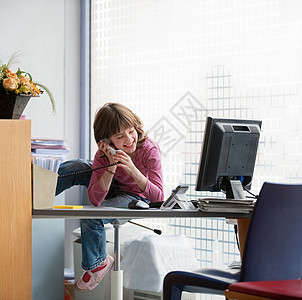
[1,0,81,148]
[1,0,81,298]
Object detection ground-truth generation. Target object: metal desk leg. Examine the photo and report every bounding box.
[111,221,123,300]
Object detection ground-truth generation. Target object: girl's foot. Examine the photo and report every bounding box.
[75,255,114,292]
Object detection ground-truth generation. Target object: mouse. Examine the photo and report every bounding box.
[128,199,150,209]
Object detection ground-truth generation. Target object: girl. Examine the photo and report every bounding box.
[75,102,164,292]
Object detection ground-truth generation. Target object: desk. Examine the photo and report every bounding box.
[33,207,251,300]
[32,206,251,219]
[1,120,249,299]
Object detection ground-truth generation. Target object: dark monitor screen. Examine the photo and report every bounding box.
[195,116,262,199]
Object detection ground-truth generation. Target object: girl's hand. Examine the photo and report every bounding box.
[112,151,136,176]
[113,150,148,192]
[97,140,116,163]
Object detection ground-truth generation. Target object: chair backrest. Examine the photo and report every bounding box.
[240,182,302,282]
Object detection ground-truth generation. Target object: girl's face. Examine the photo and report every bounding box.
[110,126,138,154]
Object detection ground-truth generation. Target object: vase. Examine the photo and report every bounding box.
[0,94,31,119]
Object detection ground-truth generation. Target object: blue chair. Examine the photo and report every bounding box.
[163,182,302,299]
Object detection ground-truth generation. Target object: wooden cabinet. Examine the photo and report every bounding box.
[0,120,31,299]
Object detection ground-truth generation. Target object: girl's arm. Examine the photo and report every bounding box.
[88,156,109,206]
[141,152,164,202]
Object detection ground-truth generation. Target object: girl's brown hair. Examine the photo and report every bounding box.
[93,102,148,148]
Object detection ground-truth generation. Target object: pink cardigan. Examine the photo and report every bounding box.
[88,138,164,206]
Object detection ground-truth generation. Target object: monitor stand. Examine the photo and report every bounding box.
[226,180,245,199]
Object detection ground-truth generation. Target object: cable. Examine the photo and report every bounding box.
[58,162,119,178]
[220,185,258,199]
[242,186,258,199]
[128,220,162,235]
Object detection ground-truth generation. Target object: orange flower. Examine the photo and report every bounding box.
[20,76,31,87]
[3,77,18,91]
[30,83,41,95]
[6,69,19,81]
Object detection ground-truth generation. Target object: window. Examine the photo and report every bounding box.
[90,0,302,276]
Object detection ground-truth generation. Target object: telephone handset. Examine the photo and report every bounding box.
[100,138,120,155]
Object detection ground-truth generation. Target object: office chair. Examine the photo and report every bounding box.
[225,279,302,300]
[163,182,302,299]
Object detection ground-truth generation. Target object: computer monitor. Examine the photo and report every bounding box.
[195,116,262,199]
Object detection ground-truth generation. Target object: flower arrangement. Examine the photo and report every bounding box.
[0,52,56,113]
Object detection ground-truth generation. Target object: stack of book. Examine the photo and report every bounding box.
[31,139,70,172]
[197,198,255,213]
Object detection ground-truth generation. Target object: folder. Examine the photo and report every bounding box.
[32,164,58,209]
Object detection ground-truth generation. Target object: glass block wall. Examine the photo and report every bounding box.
[90,1,302,298]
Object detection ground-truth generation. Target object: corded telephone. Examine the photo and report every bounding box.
[160,185,196,211]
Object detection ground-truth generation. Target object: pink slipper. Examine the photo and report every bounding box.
[75,255,114,292]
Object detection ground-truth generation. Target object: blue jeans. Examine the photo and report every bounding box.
[55,159,93,195]
[81,193,148,270]
[56,159,148,271]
